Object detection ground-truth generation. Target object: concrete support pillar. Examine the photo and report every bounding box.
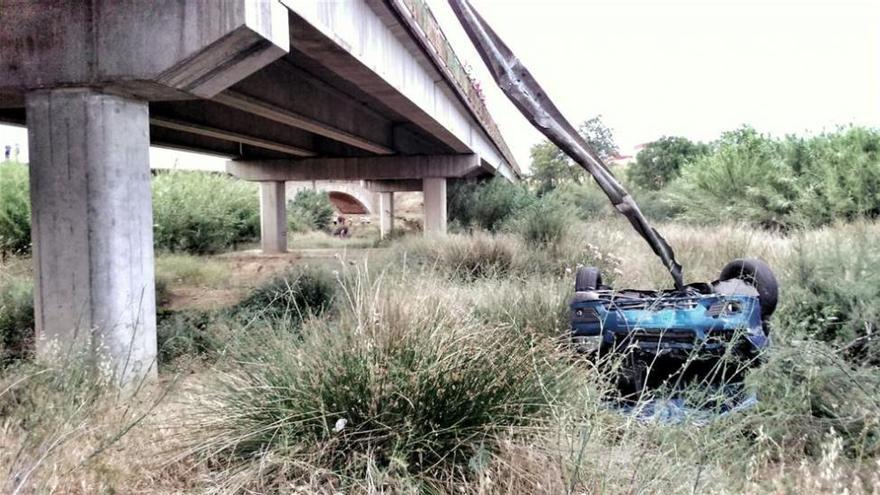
[423,177,447,236]
[27,88,156,385]
[379,192,394,239]
[260,181,287,253]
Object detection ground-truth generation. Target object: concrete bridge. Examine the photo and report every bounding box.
[0,0,519,383]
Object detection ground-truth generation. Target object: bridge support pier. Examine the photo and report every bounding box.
[260,181,288,253]
[26,88,157,385]
[423,178,447,235]
[379,192,395,239]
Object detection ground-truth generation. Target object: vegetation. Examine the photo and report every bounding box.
[626,136,709,190]
[0,218,879,491]
[155,254,230,288]
[448,177,535,232]
[231,265,336,321]
[287,188,336,233]
[188,271,573,491]
[4,220,880,492]
[670,126,880,229]
[152,170,260,254]
[529,115,618,194]
[0,162,30,256]
[0,276,33,365]
[4,123,880,492]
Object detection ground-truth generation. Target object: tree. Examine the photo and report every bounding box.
[626,136,708,190]
[577,116,619,161]
[529,115,618,194]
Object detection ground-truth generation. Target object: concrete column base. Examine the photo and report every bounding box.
[423,177,447,236]
[27,88,157,385]
[260,181,287,253]
[379,192,394,239]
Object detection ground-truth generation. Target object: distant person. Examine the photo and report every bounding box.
[3,145,9,161]
[333,215,350,238]
[13,144,19,161]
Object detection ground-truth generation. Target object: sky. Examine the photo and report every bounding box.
[2,0,878,171]
[427,0,880,166]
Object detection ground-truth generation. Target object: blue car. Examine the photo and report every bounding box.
[570,259,778,365]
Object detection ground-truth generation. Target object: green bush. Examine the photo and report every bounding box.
[777,225,880,365]
[669,127,798,229]
[188,272,573,489]
[232,266,336,321]
[399,232,518,280]
[152,171,259,254]
[156,310,218,365]
[669,126,880,229]
[0,163,31,256]
[448,177,535,232]
[513,195,571,247]
[547,181,610,220]
[745,340,880,457]
[0,277,34,365]
[790,127,880,224]
[627,136,709,190]
[287,189,335,233]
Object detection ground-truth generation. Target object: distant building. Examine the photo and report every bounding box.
[605,143,649,167]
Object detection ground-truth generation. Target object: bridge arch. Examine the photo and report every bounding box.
[328,191,369,214]
[286,180,378,215]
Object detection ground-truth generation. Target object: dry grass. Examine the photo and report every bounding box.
[3,220,880,493]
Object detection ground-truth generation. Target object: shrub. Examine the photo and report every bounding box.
[156,309,218,365]
[399,232,518,280]
[187,271,573,490]
[448,177,535,232]
[669,127,798,229]
[668,126,880,229]
[513,196,571,247]
[0,277,34,365]
[789,127,880,224]
[232,265,336,321]
[0,162,31,256]
[777,224,880,365]
[745,339,880,457]
[547,181,610,220]
[152,171,259,254]
[287,189,335,232]
[626,136,709,190]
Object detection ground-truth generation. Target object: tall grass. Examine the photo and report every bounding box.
[0,276,33,365]
[182,267,574,492]
[2,204,880,491]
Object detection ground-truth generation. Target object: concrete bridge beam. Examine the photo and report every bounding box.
[27,88,157,385]
[227,154,480,182]
[260,181,288,253]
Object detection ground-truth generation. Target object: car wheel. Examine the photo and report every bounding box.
[719,258,779,318]
[575,266,603,292]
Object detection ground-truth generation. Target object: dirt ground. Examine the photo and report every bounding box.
[162,247,388,311]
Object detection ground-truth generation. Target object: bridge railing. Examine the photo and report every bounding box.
[393,0,520,175]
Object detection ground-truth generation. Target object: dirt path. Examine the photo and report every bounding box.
[163,247,389,311]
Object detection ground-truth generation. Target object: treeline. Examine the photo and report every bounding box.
[506,123,880,230]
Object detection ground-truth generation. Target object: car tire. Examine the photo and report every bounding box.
[575,266,603,292]
[719,258,779,318]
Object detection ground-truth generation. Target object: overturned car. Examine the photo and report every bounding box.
[447,0,780,391]
[570,258,778,390]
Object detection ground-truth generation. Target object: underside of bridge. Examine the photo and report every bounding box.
[0,0,519,384]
